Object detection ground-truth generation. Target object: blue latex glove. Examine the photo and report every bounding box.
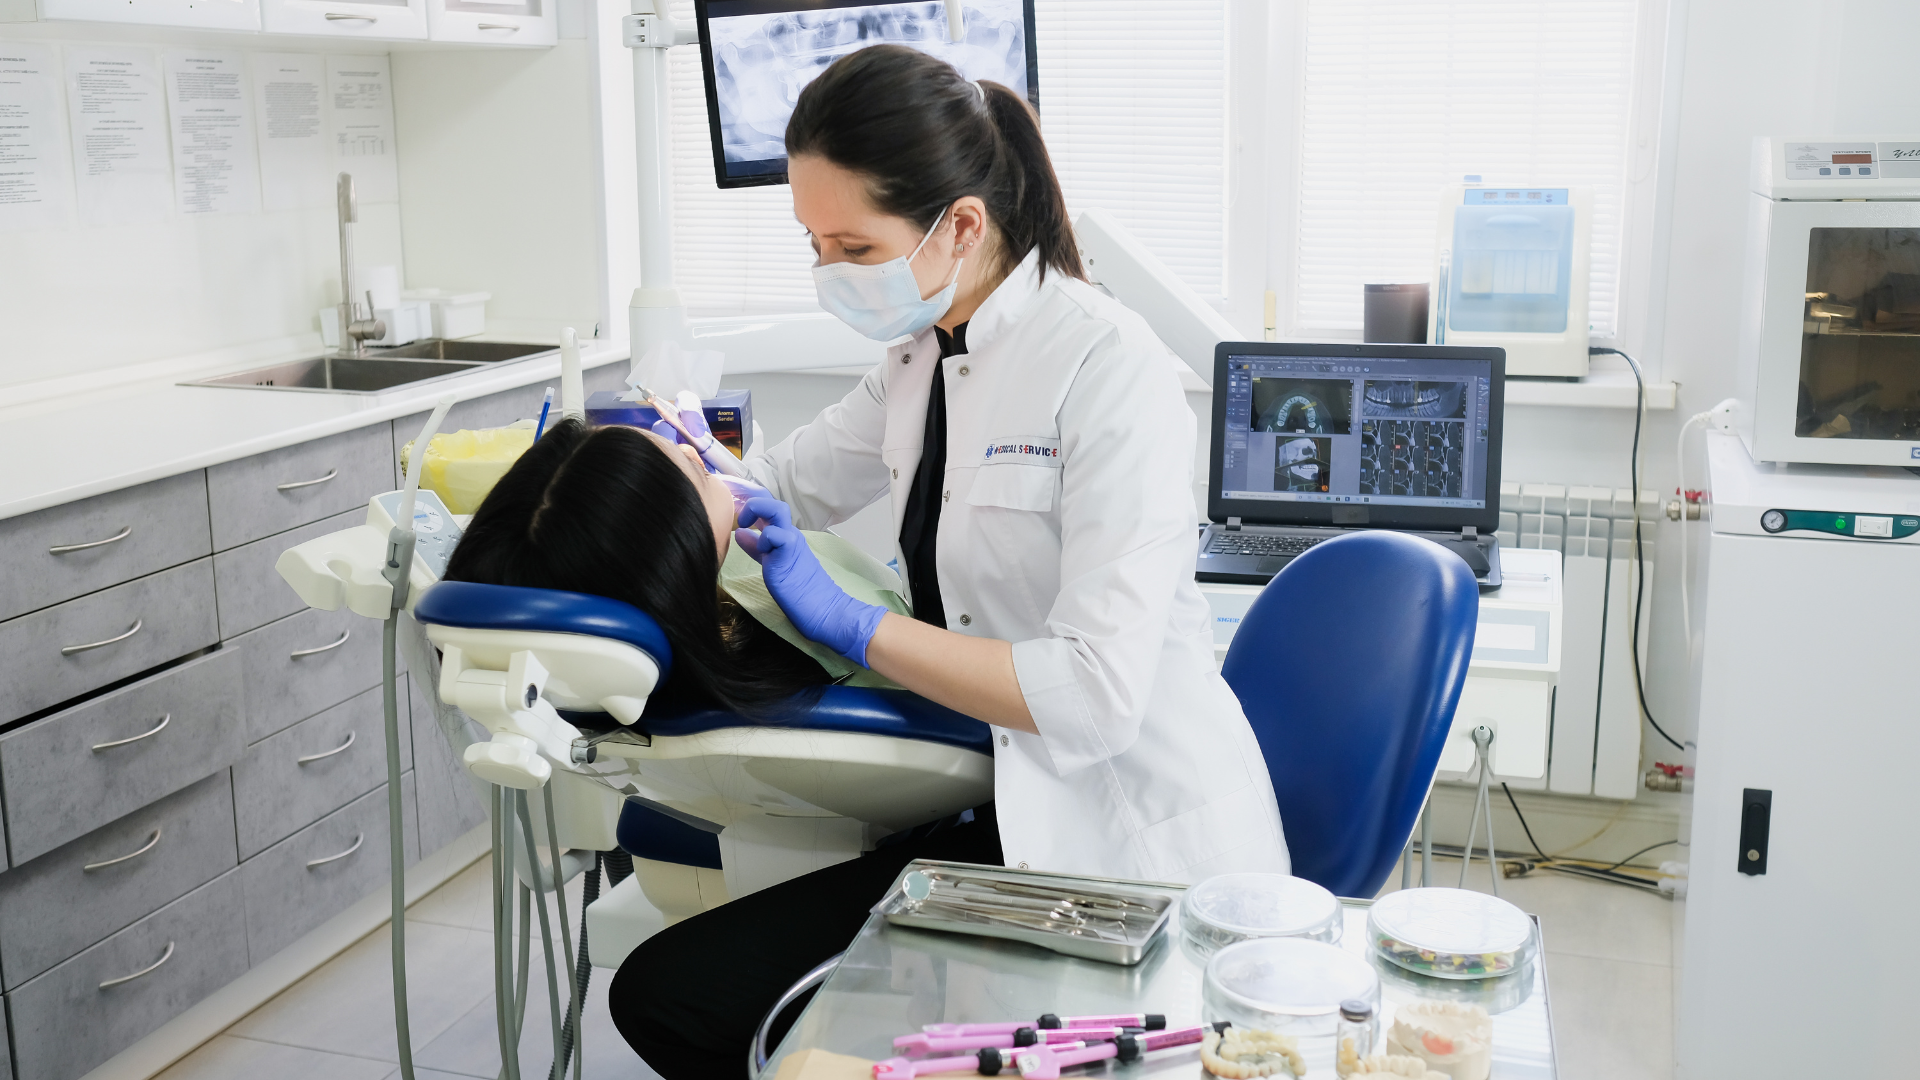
[650,418,716,473]
[735,496,887,667]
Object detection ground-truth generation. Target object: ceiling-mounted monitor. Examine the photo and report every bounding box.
[694,0,1040,189]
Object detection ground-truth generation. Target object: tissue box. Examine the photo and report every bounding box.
[587,389,753,458]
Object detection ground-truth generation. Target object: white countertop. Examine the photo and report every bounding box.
[0,340,631,522]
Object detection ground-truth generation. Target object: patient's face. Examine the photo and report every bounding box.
[645,431,735,562]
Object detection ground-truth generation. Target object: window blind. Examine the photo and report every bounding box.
[1294,0,1640,336]
[665,0,1229,317]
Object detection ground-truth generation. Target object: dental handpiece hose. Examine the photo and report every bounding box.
[380,396,455,1080]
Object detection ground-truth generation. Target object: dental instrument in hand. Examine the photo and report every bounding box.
[631,381,750,477]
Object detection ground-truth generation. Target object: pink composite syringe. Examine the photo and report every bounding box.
[1010,1025,1208,1080]
[872,1042,1088,1080]
[919,1014,1165,1038]
[893,1028,1129,1057]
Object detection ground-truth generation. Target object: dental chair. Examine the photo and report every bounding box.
[409,580,995,956]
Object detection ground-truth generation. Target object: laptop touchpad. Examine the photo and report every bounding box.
[1256,556,1292,574]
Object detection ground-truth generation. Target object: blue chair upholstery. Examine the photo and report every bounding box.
[642,687,992,755]
[1222,531,1478,898]
[415,581,674,679]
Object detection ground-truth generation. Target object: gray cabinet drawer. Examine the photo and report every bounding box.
[212,508,362,639]
[232,605,384,743]
[241,775,416,965]
[5,870,247,1080]
[0,648,243,864]
[233,680,413,860]
[410,674,490,856]
[0,772,238,991]
[0,1000,10,1080]
[207,425,391,552]
[0,559,218,722]
[0,472,211,624]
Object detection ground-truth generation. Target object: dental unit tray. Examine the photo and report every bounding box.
[874,861,1174,965]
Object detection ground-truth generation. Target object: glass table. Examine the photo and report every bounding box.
[765,862,1555,1079]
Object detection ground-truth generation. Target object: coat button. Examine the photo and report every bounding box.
[902,352,911,364]
[999,734,1009,747]
[1017,861,1030,870]
[959,613,971,626]
[958,365,970,377]
[892,468,898,479]
[942,490,950,502]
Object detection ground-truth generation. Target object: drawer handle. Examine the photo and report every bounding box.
[83,827,163,872]
[289,630,351,659]
[48,525,132,555]
[91,713,169,751]
[307,832,365,869]
[276,467,339,492]
[478,22,520,30]
[297,730,356,764]
[324,12,377,20]
[63,619,144,656]
[99,941,175,989]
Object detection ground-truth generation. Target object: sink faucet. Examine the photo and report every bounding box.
[335,173,386,358]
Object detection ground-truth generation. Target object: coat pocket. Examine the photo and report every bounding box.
[967,464,1057,513]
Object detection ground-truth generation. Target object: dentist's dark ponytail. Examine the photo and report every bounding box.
[787,45,1085,285]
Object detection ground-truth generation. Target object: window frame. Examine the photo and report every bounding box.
[1253,0,1680,382]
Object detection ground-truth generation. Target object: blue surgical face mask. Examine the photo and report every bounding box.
[811,208,963,342]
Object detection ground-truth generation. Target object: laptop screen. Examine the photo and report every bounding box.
[1209,343,1505,532]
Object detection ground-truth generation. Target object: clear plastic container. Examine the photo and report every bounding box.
[1202,938,1380,1037]
[1182,874,1343,960]
[1367,887,1535,980]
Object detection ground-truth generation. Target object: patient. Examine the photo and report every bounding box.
[441,417,841,716]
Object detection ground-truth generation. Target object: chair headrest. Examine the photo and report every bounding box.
[413,581,673,680]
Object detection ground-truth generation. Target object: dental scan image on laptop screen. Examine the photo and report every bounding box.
[1220,353,1494,510]
[696,0,1037,187]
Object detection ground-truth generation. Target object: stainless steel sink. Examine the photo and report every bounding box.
[185,341,557,395]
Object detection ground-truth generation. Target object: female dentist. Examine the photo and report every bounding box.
[610,45,1287,1080]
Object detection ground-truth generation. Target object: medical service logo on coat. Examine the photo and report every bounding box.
[983,437,1063,467]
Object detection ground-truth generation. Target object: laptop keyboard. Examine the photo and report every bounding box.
[1205,532,1327,558]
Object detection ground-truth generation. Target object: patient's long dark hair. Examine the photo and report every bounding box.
[442,418,827,716]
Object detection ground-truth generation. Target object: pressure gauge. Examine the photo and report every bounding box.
[1761,509,1787,533]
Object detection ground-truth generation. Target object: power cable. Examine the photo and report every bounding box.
[1501,783,1549,860]
[1588,347,1687,752]
[1600,839,1680,873]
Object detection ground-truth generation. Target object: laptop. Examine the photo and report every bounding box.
[1196,341,1506,589]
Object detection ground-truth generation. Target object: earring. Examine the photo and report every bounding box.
[954,243,965,254]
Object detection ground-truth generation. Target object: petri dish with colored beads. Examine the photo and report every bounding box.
[1366,888,1535,980]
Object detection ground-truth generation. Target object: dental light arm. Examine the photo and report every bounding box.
[1075,208,1243,389]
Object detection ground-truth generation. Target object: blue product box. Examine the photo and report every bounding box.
[585,388,753,458]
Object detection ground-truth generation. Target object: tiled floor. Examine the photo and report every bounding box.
[156,856,1673,1080]
[156,859,665,1080]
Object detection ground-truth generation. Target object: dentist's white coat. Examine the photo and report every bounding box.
[746,250,1289,883]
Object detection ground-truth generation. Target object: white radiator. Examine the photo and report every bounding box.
[1496,483,1661,799]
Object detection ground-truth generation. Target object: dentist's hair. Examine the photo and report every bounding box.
[442,418,826,718]
[786,44,1084,285]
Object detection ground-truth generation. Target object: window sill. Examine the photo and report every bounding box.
[1508,369,1677,411]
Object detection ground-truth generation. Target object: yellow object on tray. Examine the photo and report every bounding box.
[400,424,536,514]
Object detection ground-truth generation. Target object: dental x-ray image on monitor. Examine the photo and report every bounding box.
[694,0,1039,187]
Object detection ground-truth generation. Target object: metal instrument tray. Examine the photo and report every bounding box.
[872,860,1174,966]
